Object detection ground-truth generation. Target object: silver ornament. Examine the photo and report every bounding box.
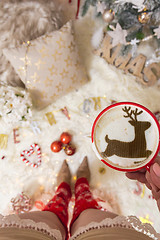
[102,10,114,23]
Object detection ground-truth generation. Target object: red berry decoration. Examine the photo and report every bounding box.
[50,141,62,153]
[60,132,72,144]
[64,144,76,156]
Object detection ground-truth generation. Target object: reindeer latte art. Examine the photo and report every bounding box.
[92,102,160,171]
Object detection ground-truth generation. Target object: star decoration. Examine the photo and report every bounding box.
[55,82,63,92]
[71,73,77,84]
[35,59,46,70]
[56,36,65,49]
[48,64,57,76]
[60,69,68,78]
[154,25,160,39]
[139,214,153,225]
[130,38,139,45]
[64,56,72,67]
[31,72,40,83]
[45,77,53,87]
[96,1,106,14]
[39,46,49,58]
[108,23,127,47]
[52,50,62,61]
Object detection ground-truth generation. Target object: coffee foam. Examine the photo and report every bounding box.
[93,104,159,170]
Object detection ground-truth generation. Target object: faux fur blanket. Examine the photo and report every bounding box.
[0,0,160,233]
[0,0,64,87]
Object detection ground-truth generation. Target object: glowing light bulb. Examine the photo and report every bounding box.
[73,176,77,181]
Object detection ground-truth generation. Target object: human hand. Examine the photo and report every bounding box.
[126,156,160,211]
[145,162,160,211]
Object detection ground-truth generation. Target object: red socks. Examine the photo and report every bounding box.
[70,177,101,226]
[43,178,101,237]
[43,182,71,232]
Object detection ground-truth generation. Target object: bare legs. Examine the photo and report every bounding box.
[18,158,117,240]
[71,209,118,236]
[70,157,118,236]
[19,160,72,240]
[19,211,66,239]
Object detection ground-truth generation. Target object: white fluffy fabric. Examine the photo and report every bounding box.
[91,26,104,49]
[0,0,160,233]
[0,0,63,87]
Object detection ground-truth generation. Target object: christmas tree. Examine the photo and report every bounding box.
[81,0,160,45]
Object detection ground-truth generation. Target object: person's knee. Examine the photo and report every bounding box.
[71,209,118,236]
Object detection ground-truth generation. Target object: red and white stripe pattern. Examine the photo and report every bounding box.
[20,143,41,168]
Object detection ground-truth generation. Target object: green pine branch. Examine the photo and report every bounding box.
[81,0,160,43]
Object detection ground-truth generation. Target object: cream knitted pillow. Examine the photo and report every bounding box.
[3,21,88,109]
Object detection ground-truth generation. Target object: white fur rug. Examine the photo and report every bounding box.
[0,0,160,233]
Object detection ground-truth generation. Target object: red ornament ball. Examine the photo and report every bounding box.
[50,141,62,153]
[60,132,72,144]
[64,144,76,156]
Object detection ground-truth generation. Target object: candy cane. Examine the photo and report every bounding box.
[20,143,41,168]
